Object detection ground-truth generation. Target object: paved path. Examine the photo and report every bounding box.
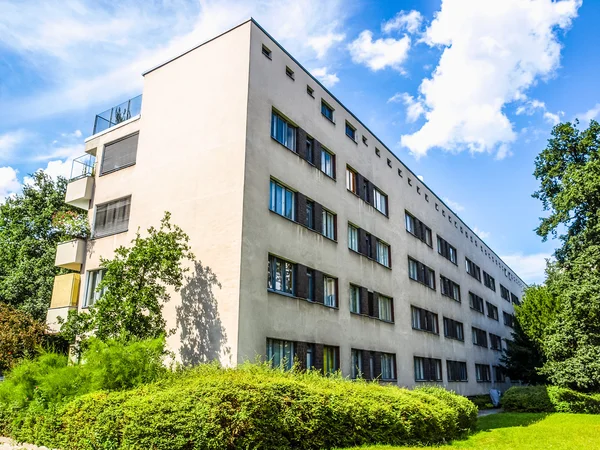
[478,408,503,417]
[0,438,54,450]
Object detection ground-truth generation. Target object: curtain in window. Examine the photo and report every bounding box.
[324,277,336,307]
[348,225,358,251]
[321,150,333,177]
[377,241,389,266]
[323,346,337,374]
[349,285,360,313]
[267,339,294,370]
[94,197,131,237]
[381,354,395,379]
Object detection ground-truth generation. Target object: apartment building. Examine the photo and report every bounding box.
[46,19,525,395]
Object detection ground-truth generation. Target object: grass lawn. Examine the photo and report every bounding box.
[343,413,600,450]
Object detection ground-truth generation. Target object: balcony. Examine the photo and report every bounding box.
[93,94,142,135]
[55,239,86,271]
[65,154,95,210]
[46,273,81,332]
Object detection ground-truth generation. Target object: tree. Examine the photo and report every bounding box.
[0,171,88,321]
[515,283,559,348]
[501,319,547,385]
[0,303,46,374]
[62,212,194,343]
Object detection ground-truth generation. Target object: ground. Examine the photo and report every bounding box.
[343,413,600,450]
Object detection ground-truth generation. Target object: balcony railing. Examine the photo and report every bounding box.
[93,94,142,135]
[70,154,95,181]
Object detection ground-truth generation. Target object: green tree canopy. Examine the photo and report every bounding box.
[501,319,547,385]
[516,283,559,347]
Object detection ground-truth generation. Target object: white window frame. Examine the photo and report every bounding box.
[322,210,335,240]
[349,285,361,313]
[373,188,387,215]
[324,276,337,307]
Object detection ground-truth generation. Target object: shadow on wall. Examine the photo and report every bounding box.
[176,261,231,366]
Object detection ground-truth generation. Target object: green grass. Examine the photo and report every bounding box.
[342,413,600,450]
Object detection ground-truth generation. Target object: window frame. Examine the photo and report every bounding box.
[373,187,388,216]
[323,276,338,308]
[347,224,358,252]
[443,317,465,342]
[321,100,335,123]
[269,179,296,221]
[286,66,295,80]
[376,239,391,268]
[380,353,396,380]
[437,235,457,265]
[447,360,468,382]
[465,257,482,282]
[322,209,336,240]
[472,326,488,348]
[475,363,492,383]
[262,44,272,59]
[346,166,358,194]
[414,356,443,382]
[440,275,461,302]
[320,147,335,178]
[267,254,296,296]
[411,305,439,334]
[271,111,297,151]
[378,295,394,322]
[405,211,432,247]
[93,196,131,239]
[469,292,485,314]
[408,257,436,290]
[345,121,357,141]
[83,268,107,308]
[486,301,499,321]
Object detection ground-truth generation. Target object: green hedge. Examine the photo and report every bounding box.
[503,386,600,414]
[10,364,477,449]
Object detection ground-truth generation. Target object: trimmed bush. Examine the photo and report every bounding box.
[503,386,600,414]
[10,364,477,450]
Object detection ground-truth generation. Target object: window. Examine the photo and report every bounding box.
[440,275,461,302]
[100,133,139,175]
[267,338,295,370]
[345,121,356,141]
[373,188,388,215]
[94,196,131,238]
[494,365,506,382]
[267,255,295,295]
[447,361,468,382]
[271,111,296,151]
[490,333,502,351]
[381,353,396,380]
[379,295,393,322]
[411,306,439,334]
[262,44,272,58]
[323,346,338,374]
[269,180,295,220]
[475,364,491,382]
[306,137,314,164]
[511,293,521,306]
[469,292,485,313]
[349,284,361,313]
[324,276,337,307]
[307,269,315,301]
[348,224,358,251]
[405,212,432,246]
[286,66,295,80]
[346,166,357,194]
[305,344,315,370]
[503,311,515,328]
[362,135,368,145]
[414,357,442,382]
[84,269,107,307]
[465,257,482,282]
[307,85,314,97]
[305,200,315,229]
[443,317,464,341]
[321,148,335,178]
[486,302,499,321]
[500,284,510,301]
[472,327,488,348]
[362,178,371,203]
[376,240,390,267]
[437,236,457,264]
[322,210,336,240]
[365,234,373,258]
[483,271,496,291]
[321,100,334,122]
[408,257,436,290]
[351,349,362,379]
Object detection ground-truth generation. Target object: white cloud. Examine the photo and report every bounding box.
[0,130,29,161]
[383,10,423,34]
[576,103,600,125]
[400,0,581,159]
[308,32,345,59]
[516,99,546,116]
[472,227,490,240]
[311,67,340,88]
[500,252,553,285]
[348,31,411,72]
[417,175,424,181]
[388,92,425,123]
[0,167,21,203]
[495,144,513,160]
[442,197,465,212]
[543,111,561,125]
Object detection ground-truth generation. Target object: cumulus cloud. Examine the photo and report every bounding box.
[382,10,423,34]
[388,92,425,123]
[308,32,345,59]
[472,227,490,240]
[442,197,465,212]
[0,130,30,161]
[576,103,600,125]
[500,252,553,285]
[0,167,20,202]
[516,99,546,116]
[400,0,581,159]
[348,31,411,72]
[311,67,340,88]
[543,111,561,125]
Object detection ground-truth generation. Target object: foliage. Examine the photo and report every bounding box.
[61,212,194,343]
[516,284,559,347]
[0,303,47,373]
[6,363,477,450]
[466,395,494,410]
[503,386,600,414]
[51,210,90,240]
[500,319,547,385]
[0,171,87,321]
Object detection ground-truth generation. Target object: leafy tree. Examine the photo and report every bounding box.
[0,171,88,321]
[516,283,559,347]
[0,303,46,374]
[62,212,194,343]
[501,319,547,385]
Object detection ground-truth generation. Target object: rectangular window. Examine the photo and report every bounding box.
[321,148,335,178]
[469,292,485,313]
[323,346,338,374]
[351,349,362,379]
[472,327,488,348]
[373,188,388,215]
[324,276,337,307]
[379,295,393,322]
[440,275,461,302]
[307,269,315,301]
[443,317,464,341]
[94,196,131,238]
[349,284,361,313]
[483,271,496,291]
[305,200,315,229]
[437,235,457,264]
[286,66,295,80]
[381,353,396,380]
[494,365,506,382]
[500,284,510,301]
[321,100,334,122]
[100,133,139,175]
[408,257,436,290]
[476,364,491,382]
[348,224,358,251]
[447,360,468,382]
[345,121,356,141]
[465,257,482,282]
[405,212,432,246]
[269,180,295,220]
[504,311,515,328]
[307,85,314,97]
[267,338,295,370]
[271,111,296,151]
[486,302,499,321]
[414,357,442,382]
[376,240,390,267]
[306,137,314,164]
[262,44,272,58]
[267,255,295,295]
[411,306,439,334]
[322,210,336,240]
[511,293,521,306]
[346,166,357,194]
[84,269,107,307]
[490,333,502,351]
[306,344,315,370]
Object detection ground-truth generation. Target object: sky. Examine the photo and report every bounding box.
[0,0,598,285]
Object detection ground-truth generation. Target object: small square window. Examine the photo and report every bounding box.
[376,148,381,157]
[262,45,272,59]
[307,85,314,98]
[286,66,295,80]
[362,135,368,145]
[345,121,356,141]
[321,100,334,122]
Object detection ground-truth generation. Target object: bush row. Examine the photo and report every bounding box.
[9,364,477,450]
[503,385,600,413]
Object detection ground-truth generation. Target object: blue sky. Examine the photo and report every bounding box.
[0,0,597,284]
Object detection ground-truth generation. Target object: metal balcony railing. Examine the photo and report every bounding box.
[93,94,142,135]
[69,154,95,181]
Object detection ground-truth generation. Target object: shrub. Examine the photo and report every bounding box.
[416,386,478,433]
[467,394,494,409]
[0,304,47,373]
[503,385,600,413]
